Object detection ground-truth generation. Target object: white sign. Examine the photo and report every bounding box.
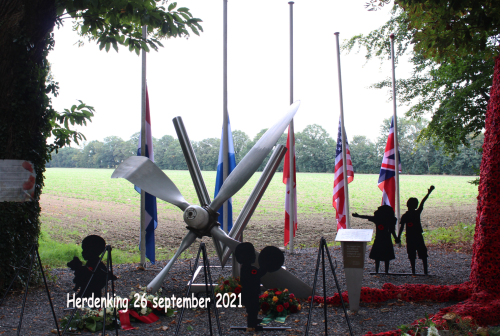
[0,160,36,202]
[335,229,373,242]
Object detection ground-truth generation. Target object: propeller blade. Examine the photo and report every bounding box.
[210,226,241,253]
[220,145,288,267]
[209,101,300,213]
[112,156,190,211]
[147,231,197,293]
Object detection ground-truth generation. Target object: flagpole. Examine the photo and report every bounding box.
[140,25,147,267]
[288,1,295,253]
[222,0,228,234]
[334,32,351,229]
[390,34,401,232]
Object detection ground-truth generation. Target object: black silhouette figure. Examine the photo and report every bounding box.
[398,185,434,275]
[353,205,398,274]
[67,235,117,299]
[234,243,284,331]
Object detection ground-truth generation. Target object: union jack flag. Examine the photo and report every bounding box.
[378,116,402,210]
[333,117,354,231]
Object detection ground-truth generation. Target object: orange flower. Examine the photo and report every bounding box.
[272,296,278,303]
[283,289,288,293]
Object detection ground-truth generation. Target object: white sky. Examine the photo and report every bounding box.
[48,0,414,145]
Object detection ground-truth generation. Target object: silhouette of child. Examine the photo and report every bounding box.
[67,235,116,299]
[235,242,284,331]
[398,185,434,275]
[353,205,398,274]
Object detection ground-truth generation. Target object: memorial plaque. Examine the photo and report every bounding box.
[335,229,373,242]
[342,242,365,268]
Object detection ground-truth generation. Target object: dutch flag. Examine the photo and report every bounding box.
[135,87,158,264]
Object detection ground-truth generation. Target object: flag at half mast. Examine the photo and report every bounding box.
[332,117,354,231]
[135,87,158,264]
[378,116,402,210]
[214,117,237,232]
[283,126,297,246]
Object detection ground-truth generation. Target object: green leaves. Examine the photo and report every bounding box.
[59,0,203,55]
[47,100,95,149]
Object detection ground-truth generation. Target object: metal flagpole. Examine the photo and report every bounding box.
[222,0,228,234]
[334,32,351,229]
[140,25,147,267]
[288,1,295,253]
[390,33,401,232]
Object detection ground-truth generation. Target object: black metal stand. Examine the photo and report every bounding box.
[175,242,222,336]
[0,243,61,336]
[305,237,354,336]
[61,245,119,336]
[370,272,431,276]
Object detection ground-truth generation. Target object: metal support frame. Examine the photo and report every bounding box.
[305,237,353,336]
[175,242,222,336]
[0,244,61,336]
[288,1,296,252]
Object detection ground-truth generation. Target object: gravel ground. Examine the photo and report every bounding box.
[0,244,471,336]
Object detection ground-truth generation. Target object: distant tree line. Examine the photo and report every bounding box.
[47,117,483,176]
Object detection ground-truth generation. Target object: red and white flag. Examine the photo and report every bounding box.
[378,116,402,210]
[283,126,297,246]
[333,117,354,231]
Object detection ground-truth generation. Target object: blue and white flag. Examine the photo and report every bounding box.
[135,87,158,264]
[214,117,237,232]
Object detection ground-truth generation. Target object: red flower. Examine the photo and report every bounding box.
[261,292,268,298]
[275,291,282,296]
[378,225,384,230]
[408,222,414,227]
[289,293,295,299]
[224,280,230,285]
[251,269,257,275]
[284,302,289,309]
[261,302,270,313]
[234,287,241,294]
[276,305,284,312]
[290,305,298,313]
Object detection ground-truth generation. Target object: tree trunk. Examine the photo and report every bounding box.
[0,0,56,289]
[470,55,500,294]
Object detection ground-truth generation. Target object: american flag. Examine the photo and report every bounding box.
[333,117,354,231]
[378,116,402,210]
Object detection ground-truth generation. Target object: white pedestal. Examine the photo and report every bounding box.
[336,229,373,312]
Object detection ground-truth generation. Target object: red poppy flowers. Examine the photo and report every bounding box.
[276,305,284,312]
[408,222,414,227]
[378,225,384,230]
[251,269,257,275]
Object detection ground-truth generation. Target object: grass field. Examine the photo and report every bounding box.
[39,168,479,267]
[42,168,478,217]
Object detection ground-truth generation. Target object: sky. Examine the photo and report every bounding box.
[48,0,414,146]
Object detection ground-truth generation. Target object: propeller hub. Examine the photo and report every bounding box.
[183,205,210,230]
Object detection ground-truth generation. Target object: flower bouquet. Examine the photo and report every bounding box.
[214,276,242,296]
[61,304,122,332]
[259,288,301,323]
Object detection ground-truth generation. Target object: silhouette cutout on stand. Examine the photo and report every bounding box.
[63,235,119,336]
[398,185,435,275]
[231,243,289,332]
[67,235,117,298]
[353,205,398,274]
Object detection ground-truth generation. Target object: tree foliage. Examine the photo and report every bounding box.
[48,119,483,176]
[343,5,495,155]
[0,0,202,289]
